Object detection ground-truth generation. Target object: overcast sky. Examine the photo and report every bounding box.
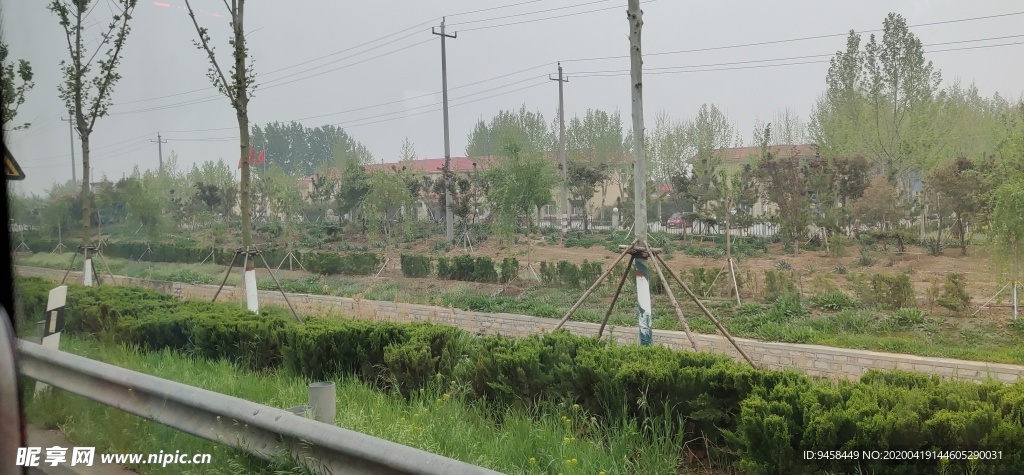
[4,0,1023,194]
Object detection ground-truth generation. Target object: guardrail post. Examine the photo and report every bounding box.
[308,381,336,425]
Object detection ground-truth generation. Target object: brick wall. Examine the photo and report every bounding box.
[17,265,1024,384]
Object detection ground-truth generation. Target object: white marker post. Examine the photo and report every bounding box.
[244,264,259,313]
[35,286,68,395]
[82,256,93,287]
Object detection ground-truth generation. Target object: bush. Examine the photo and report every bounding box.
[33,281,1024,474]
[809,291,858,312]
[763,270,797,302]
[305,252,381,276]
[857,248,876,267]
[500,257,520,284]
[937,273,972,313]
[435,255,498,283]
[869,273,915,310]
[400,254,433,278]
[880,307,926,331]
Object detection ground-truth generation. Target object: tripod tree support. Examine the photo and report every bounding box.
[256,251,302,323]
[646,243,699,351]
[652,251,756,367]
[212,247,301,323]
[552,240,636,332]
[59,245,111,287]
[597,255,634,338]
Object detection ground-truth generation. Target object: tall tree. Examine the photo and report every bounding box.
[484,142,558,274]
[466,105,554,157]
[0,41,34,130]
[363,166,415,242]
[185,0,257,250]
[670,104,736,233]
[49,0,138,245]
[564,109,626,220]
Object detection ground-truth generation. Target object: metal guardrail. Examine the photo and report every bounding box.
[16,341,503,475]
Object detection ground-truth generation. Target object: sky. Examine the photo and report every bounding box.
[3,0,1023,194]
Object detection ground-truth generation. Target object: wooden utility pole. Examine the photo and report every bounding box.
[628,0,652,346]
[433,18,457,243]
[550,62,569,234]
[151,132,167,174]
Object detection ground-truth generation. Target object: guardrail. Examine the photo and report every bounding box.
[16,340,503,475]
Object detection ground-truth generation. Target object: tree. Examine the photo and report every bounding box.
[333,163,369,221]
[49,0,138,246]
[565,159,609,230]
[672,104,738,233]
[709,168,757,303]
[924,156,983,255]
[1,41,34,130]
[484,142,558,274]
[363,166,415,242]
[466,105,554,157]
[185,0,256,250]
[834,155,872,231]
[990,178,1024,273]
[810,14,947,197]
[757,155,809,253]
[565,109,626,220]
[853,176,903,229]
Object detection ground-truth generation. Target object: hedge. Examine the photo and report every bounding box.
[17,238,380,277]
[13,277,1024,474]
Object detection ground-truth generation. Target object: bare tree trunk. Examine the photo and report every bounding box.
[80,132,91,245]
[726,218,741,305]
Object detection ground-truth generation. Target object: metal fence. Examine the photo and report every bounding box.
[17,340,503,475]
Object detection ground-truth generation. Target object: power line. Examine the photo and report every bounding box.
[564,10,1024,63]
[447,0,544,17]
[570,34,1024,75]
[140,63,553,135]
[460,1,660,33]
[449,0,616,26]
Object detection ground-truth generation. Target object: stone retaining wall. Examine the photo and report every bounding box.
[16,265,1024,384]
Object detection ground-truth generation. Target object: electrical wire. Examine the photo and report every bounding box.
[564,10,1024,63]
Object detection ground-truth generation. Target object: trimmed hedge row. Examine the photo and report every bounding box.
[18,238,381,277]
[401,254,519,284]
[14,278,1024,474]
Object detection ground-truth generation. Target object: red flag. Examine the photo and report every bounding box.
[249,145,255,165]
[257,148,265,165]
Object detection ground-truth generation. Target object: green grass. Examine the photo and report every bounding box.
[25,336,688,475]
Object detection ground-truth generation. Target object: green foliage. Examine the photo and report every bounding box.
[500,257,519,284]
[869,273,915,310]
[537,260,603,290]
[809,291,859,312]
[304,252,380,276]
[400,254,433,278]
[435,255,498,283]
[763,269,798,302]
[937,273,972,313]
[31,282,1024,473]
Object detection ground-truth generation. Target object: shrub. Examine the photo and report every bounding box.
[869,273,915,310]
[305,252,381,276]
[763,270,797,302]
[833,264,848,275]
[500,257,520,284]
[880,307,926,331]
[937,273,971,313]
[436,257,451,280]
[857,248,876,267]
[809,291,858,312]
[400,254,433,278]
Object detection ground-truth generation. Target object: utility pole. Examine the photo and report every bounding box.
[151,132,168,174]
[433,18,457,243]
[61,117,77,184]
[628,0,652,346]
[550,62,569,235]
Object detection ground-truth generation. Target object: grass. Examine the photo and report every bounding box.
[25,336,689,475]
[17,252,1024,366]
